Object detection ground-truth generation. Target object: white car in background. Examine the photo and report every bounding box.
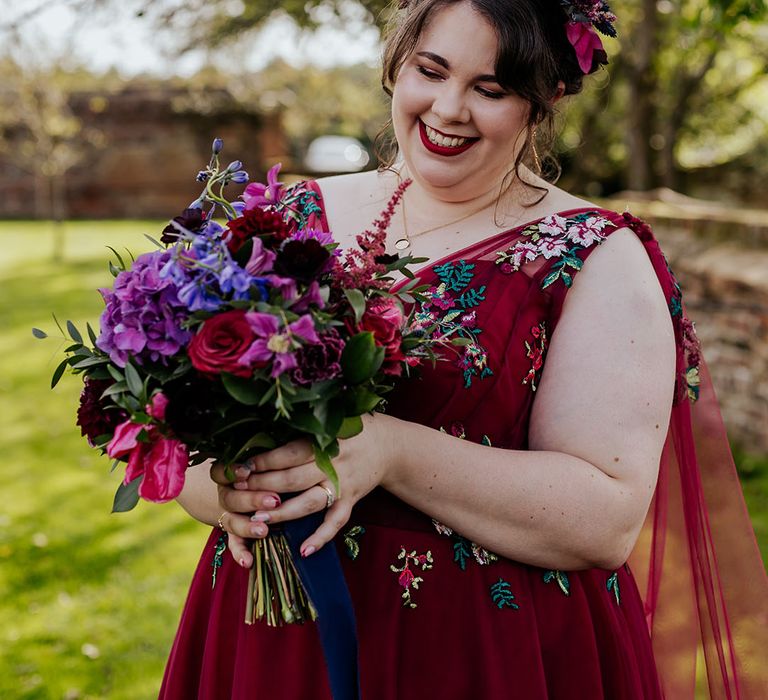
[304,135,371,173]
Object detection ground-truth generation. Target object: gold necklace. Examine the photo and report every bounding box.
[393,169,495,251]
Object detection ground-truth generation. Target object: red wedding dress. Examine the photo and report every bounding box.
[159,181,768,699]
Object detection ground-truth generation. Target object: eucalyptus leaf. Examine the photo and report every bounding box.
[31,327,47,339]
[112,477,142,512]
[50,358,69,389]
[66,321,83,344]
[71,356,109,370]
[86,322,98,345]
[124,362,143,398]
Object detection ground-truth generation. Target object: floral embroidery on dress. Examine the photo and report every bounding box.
[490,578,520,609]
[343,525,366,560]
[522,322,548,391]
[390,547,434,608]
[432,519,499,568]
[413,260,493,388]
[495,212,611,288]
[271,181,323,230]
[439,422,492,446]
[211,532,227,589]
[606,571,621,605]
[543,569,571,596]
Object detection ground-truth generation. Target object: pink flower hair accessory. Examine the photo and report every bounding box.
[560,0,617,74]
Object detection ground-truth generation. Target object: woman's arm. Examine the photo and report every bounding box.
[216,228,676,571]
[175,460,220,526]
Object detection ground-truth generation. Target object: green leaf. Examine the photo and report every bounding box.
[109,262,121,278]
[50,358,69,389]
[221,373,263,405]
[71,356,109,370]
[346,387,382,415]
[313,444,339,496]
[100,381,128,399]
[340,332,385,385]
[343,288,366,324]
[233,432,277,461]
[124,362,143,398]
[107,365,124,383]
[451,337,474,346]
[337,415,363,439]
[144,234,164,249]
[66,321,83,344]
[105,245,126,270]
[86,322,98,345]
[32,327,47,339]
[112,477,142,512]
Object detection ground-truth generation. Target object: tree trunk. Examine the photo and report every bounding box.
[624,0,658,191]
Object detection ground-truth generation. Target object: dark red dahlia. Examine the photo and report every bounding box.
[76,378,128,445]
[226,208,292,254]
[274,239,331,284]
[161,207,206,245]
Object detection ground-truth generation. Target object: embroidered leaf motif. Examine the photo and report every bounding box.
[390,547,434,608]
[606,572,621,605]
[453,536,472,571]
[435,260,475,292]
[490,578,520,609]
[481,435,492,447]
[456,286,486,309]
[343,525,366,560]
[211,532,228,589]
[543,569,570,596]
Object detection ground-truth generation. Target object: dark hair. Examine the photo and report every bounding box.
[376,0,591,203]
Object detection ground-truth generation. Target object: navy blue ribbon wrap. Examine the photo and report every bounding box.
[282,512,361,700]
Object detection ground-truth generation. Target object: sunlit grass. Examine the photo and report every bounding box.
[0,220,210,700]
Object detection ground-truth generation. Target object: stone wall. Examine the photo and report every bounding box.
[0,86,290,219]
[614,199,768,453]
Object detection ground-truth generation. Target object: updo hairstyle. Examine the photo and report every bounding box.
[377,0,593,195]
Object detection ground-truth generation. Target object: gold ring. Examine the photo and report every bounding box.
[217,511,228,531]
[319,484,335,509]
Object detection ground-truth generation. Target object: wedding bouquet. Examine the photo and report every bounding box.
[35,139,452,628]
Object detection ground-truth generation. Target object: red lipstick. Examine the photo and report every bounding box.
[418,120,478,157]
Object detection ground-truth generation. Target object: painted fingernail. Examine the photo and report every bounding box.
[235,466,250,478]
[250,512,270,523]
[251,524,267,537]
[233,481,248,490]
[239,557,248,568]
[301,544,316,558]
[263,496,280,508]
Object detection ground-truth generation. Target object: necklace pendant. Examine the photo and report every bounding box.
[394,238,411,251]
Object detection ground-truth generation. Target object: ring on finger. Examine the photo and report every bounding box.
[217,511,228,531]
[319,484,335,509]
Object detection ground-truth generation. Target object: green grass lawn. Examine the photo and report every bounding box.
[0,220,766,699]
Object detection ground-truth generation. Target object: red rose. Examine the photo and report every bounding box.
[360,298,406,376]
[189,310,256,377]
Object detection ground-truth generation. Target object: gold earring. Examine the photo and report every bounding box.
[531,130,541,172]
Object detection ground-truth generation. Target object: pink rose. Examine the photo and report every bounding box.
[359,297,406,376]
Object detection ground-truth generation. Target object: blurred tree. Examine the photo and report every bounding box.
[0,46,103,257]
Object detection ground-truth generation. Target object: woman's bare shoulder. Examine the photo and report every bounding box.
[314,169,398,244]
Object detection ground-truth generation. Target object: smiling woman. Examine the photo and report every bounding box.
[158,1,768,699]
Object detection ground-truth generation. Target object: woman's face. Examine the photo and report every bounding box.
[391,1,531,202]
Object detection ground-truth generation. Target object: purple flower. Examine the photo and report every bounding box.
[239,312,319,378]
[242,163,283,210]
[96,249,192,367]
[292,329,345,385]
[245,237,277,275]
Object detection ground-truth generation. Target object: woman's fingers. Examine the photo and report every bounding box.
[210,461,250,486]
[218,486,281,515]
[246,439,314,472]
[249,483,331,526]
[226,531,253,568]
[299,499,352,557]
[240,463,323,494]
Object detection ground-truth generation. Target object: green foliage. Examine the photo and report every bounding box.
[0,220,210,699]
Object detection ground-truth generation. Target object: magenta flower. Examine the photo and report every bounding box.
[243,164,283,210]
[239,312,319,377]
[245,236,277,275]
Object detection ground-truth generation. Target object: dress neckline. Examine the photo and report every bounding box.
[306,180,616,282]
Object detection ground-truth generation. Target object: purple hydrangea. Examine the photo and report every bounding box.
[96,249,192,367]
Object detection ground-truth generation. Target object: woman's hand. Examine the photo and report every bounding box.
[210,412,400,567]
